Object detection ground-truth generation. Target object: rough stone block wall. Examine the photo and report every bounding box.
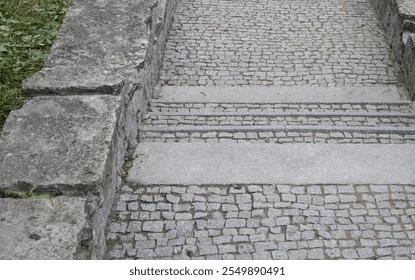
[404,34,415,99]
[370,0,415,99]
[0,0,177,259]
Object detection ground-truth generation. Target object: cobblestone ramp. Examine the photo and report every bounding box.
[160,0,398,87]
[106,0,415,260]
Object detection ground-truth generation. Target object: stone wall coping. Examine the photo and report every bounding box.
[22,0,160,96]
[1,0,177,259]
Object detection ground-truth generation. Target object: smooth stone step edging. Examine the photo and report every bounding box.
[0,95,127,259]
[0,197,91,260]
[128,143,415,185]
[157,85,406,103]
[22,0,156,96]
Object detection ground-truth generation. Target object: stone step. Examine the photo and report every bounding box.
[127,143,415,185]
[141,125,415,144]
[145,90,415,143]
[144,111,415,128]
[156,85,408,103]
[150,101,413,114]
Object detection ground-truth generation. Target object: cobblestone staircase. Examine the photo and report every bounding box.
[142,98,415,144]
[106,0,415,260]
[106,85,415,260]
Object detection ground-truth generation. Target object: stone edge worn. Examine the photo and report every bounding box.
[371,0,415,99]
[0,0,177,259]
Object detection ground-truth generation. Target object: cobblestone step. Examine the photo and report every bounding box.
[144,98,415,143]
[142,128,415,144]
[144,111,415,128]
[107,184,415,260]
[150,102,413,113]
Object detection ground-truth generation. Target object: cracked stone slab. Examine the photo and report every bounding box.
[157,85,405,103]
[129,143,415,185]
[0,197,91,259]
[22,0,160,95]
[0,95,122,195]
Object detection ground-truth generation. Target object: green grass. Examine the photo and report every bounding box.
[0,188,59,199]
[0,0,70,130]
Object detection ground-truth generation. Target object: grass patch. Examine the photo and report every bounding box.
[0,0,70,130]
[0,188,59,199]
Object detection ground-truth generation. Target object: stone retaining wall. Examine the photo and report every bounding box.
[370,0,415,99]
[0,0,177,259]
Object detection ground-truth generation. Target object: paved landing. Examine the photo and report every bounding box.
[107,184,415,260]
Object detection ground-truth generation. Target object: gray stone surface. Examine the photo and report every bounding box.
[22,0,157,95]
[0,95,121,195]
[0,197,91,259]
[129,143,415,185]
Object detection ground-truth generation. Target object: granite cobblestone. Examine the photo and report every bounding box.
[150,102,413,114]
[142,130,415,144]
[160,0,398,87]
[107,184,415,260]
[142,100,415,144]
[144,114,415,128]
